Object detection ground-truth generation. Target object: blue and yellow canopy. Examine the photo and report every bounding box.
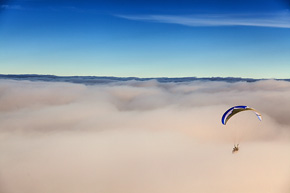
[221,105,262,125]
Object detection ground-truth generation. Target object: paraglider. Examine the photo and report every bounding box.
[221,105,262,125]
[221,105,262,153]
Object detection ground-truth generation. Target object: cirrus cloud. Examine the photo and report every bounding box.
[117,12,290,28]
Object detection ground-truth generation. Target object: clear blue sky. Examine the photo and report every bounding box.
[0,0,290,78]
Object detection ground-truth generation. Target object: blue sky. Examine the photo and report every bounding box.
[0,0,290,78]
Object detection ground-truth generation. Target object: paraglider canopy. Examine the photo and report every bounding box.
[221,105,262,125]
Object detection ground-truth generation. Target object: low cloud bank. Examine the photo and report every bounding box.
[0,79,290,193]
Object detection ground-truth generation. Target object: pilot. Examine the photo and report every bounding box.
[232,144,239,153]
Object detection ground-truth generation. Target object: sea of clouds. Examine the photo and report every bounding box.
[0,79,290,193]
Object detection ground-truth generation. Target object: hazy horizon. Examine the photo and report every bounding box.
[0,73,287,80]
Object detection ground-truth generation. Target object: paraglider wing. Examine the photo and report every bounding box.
[221,105,262,125]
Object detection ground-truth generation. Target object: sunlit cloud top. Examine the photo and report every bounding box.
[1,78,290,193]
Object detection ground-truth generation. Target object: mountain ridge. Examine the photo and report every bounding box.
[0,74,288,85]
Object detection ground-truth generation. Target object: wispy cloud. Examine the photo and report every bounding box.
[1,4,23,10]
[1,4,95,14]
[117,12,290,28]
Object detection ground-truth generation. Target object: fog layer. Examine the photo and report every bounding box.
[1,79,290,193]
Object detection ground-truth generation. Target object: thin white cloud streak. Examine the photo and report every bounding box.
[117,12,290,28]
[0,4,88,13]
[1,79,290,193]
[1,5,23,10]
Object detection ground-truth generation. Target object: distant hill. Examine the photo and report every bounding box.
[0,74,287,85]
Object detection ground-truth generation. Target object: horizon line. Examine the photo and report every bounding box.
[0,73,286,80]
